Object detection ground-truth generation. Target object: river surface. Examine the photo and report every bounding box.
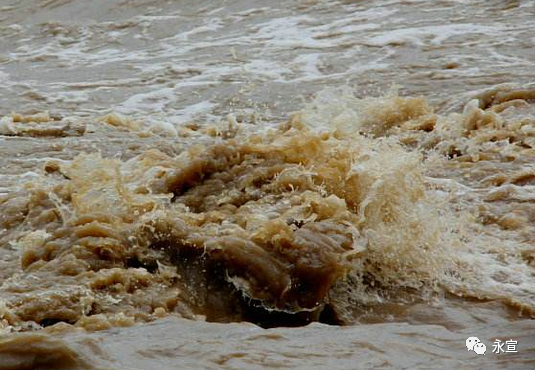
[0,0,535,369]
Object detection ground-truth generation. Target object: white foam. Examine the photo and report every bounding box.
[147,121,178,137]
[174,101,215,122]
[119,87,177,113]
[249,15,332,49]
[0,116,15,135]
[366,24,502,47]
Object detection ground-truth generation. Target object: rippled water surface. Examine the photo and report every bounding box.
[1,0,535,369]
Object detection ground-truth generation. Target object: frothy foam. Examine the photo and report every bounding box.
[1,86,534,331]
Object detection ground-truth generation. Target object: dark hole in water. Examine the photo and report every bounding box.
[125,254,159,273]
[318,303,343,326]
[240,299,343,328]
[446,147,463,159]
[40,318,75,328]
[149,240,343,328]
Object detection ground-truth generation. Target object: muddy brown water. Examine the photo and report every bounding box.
[0,0,535,369]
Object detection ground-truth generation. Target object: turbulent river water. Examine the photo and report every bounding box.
[1,0,535,369]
